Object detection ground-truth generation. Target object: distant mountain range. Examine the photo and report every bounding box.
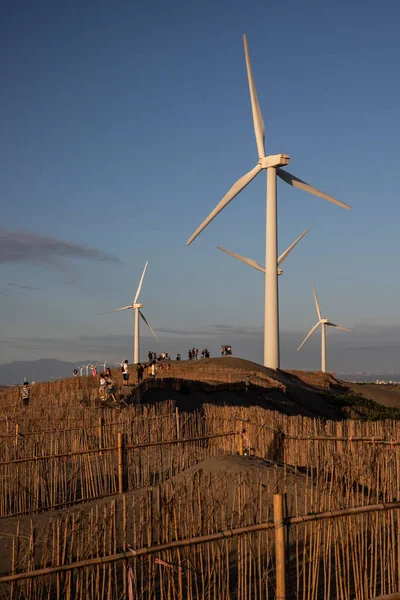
[0,359,101,386]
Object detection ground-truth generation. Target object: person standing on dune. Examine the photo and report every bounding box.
[122,360,129,386]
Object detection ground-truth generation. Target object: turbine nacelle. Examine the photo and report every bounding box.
[259,154,290,169]
[320,318,330,325]
[133,303,144,309]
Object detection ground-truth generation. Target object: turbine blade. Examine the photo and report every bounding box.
[277,168,351,210]
[243,34,265,159]
[278,229,308,265]
[312,283,322,320]
[186,164,263,246]
[96,306,133,316]
[139,310,159,341]
[134,261,148,304]
[217,246,265,273]
[297,322,320,351]
[327,322,352,332]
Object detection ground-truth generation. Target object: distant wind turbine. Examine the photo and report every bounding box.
[76,365,85,377]
[297,283,351,373]
[217,229,308,276]
[186,35,351,370]
[84,362,91,376]
[97,261,159,364]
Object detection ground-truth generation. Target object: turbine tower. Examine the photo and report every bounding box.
[218,229,308,276]
[297,283,351,373]
[97,261,159,364]
[186,35,351,369]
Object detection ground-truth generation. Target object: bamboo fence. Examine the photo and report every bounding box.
[2,482,400,600]
[2,399,400,517]
[2,373,400,597]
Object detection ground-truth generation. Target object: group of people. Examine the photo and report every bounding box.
[148,349,212,362]
[20,342,232,408]
[188,348,199,360]
[99,371,116,402]
[221,345,232,356]
[72,364,100,378]
[187,347,210,360]
[97,358,171,401]
[148,351,171,362]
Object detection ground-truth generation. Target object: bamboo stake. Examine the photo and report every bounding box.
[10,535,16,600]
[237,421,243,456]
[175,407,180,440]
[274,494,286,600]
[117,433,124,494]
[122,493,127,598]
[98,417,104,457]
[14,423,19,453]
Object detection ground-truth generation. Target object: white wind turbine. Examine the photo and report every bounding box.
[97,261,159,364]
[76,365,85,377]
[218,229,308,276]
[297,283,351,373]
[186,35,351,369]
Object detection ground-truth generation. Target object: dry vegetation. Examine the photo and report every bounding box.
[1,358,400,599]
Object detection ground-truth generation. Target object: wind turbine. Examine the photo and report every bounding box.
[76,365,85,377]
[297,283,351,373]
[186,35,351,369]
[84,362,91,376]
[217,229,308,276]
[97,261,159,364]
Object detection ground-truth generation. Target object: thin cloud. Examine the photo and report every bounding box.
[0,228,120,268]
[155,324,263,337]
[211,324,262,335]
[7,282,42,291]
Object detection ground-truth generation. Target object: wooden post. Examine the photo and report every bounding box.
[273,493,286,600]
[122,493,127,598]
[15,423,19,451]
[175,407,180,440]
[10,536,16,600]
[237,421,243,456]
[117,433,124,494]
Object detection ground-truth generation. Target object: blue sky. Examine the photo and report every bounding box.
[1,0,400,373]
